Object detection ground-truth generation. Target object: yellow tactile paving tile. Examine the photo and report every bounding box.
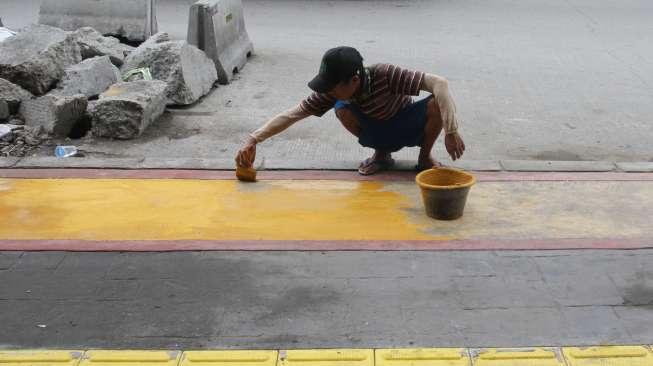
[472,348,564,366]
[376,349,470,366]
[279,349,374,366]
[562,346,653,365]
[180,351,278,366]
[79,351,181,366]
[0,350,83,366]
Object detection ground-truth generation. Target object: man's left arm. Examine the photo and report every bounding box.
[420,73,466,160]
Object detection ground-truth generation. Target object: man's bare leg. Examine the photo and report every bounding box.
[335,108,393,174]
[417,97,444,170]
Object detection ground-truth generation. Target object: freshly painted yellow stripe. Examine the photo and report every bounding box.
[473,348,564,365]
[376,349,470,366]
[80,351,181,366]
[1,178,652,241]
[0,351,83,366]
[563,346,653,365]
[0,179,436,241]
[279,349,373,366]
[181,351,277,366]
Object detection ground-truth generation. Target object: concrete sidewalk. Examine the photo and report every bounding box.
[2,0,652,167]
[1,250,652,349]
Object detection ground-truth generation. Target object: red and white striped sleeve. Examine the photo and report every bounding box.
[300,92,337,117]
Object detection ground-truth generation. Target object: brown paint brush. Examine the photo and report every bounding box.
[236,166,257,182]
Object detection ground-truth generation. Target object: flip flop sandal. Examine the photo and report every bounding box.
[358,157,395,176]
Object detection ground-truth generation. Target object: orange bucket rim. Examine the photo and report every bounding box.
[415,167,476,190]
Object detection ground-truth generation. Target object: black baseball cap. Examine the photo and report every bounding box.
[308,46,364,93]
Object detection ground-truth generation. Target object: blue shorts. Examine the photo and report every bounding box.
[334,95,433,153]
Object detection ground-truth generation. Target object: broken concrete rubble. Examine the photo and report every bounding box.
[0,124,47,157]
[20,92,88,137]
[72,27,134,67]
[57,56,121,98]
[141,32,171,46]
[0,101,8,121]
[122,33,217,105]
[0,78,34,115]
[0,24,82,95]
[91,80,167,139]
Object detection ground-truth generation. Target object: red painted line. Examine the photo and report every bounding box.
[1,238,651,252]
[0,168,652,181]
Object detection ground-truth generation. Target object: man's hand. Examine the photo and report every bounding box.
[235,136,257,168]
[445,132,465,161]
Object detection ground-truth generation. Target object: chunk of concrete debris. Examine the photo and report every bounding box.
[122,33,217,105]
[0,101,8,122]
[58,56,121,98]
[72,27,134,67]
[141,32,171,46]
[1,78,34,115]
[0,24,82,95]
[91,80,167,139]
[20,92,88,137]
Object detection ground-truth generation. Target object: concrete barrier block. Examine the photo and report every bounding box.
[188,0,254,84]
[39,0,158,42]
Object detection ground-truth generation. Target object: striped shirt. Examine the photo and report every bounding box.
[300,63,425,120]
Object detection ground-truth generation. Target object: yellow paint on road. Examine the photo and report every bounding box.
[1,178,652,241]
[0,179,435,241]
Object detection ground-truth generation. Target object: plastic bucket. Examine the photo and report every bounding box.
[415,167,476,220]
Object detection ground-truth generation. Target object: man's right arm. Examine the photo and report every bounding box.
[235,105,311,168]
[236,91,333,168]
[248,104,312,144]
